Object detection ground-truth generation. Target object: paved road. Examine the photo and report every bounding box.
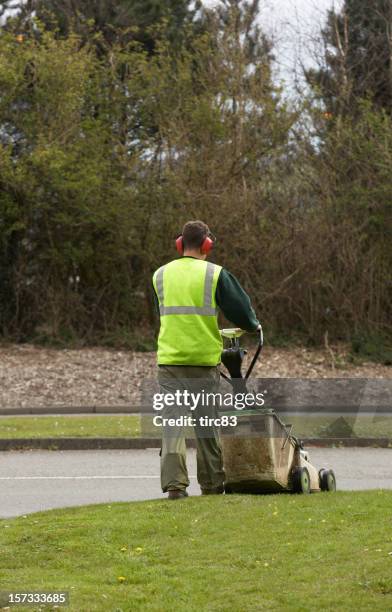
[1,448,391,518]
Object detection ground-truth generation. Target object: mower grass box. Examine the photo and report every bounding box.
[221,408,295,492]
[220,408,325,493]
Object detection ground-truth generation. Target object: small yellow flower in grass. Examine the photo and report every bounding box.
[135,547,143,553]
[264,562,269,567]
[117,576,126,583]
[376,549,382,552]
[273,511,278,516]
[120,546,127,552]
[308,518,312,522]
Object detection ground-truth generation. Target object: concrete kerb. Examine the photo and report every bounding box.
[0,437,391,451]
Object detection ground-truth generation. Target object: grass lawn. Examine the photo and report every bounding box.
[0,416,140,439]
[1,492,392,611]
[289,415,392,440]
[0,414,391,440]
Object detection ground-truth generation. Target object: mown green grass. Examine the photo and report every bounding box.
[0,414,391,440]
[1,492,392,611]
[289,415,392,440]
[0,416,140,439]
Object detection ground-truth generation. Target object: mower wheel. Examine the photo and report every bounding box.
[319,469,336,492]
[291,467,311,494]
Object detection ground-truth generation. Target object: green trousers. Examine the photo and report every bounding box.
[158,365,225,493]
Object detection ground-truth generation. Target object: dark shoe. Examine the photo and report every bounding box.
[201,486,224,495]
[168,489,189,500]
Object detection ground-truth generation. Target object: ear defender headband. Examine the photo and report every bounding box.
[175,232,215,255]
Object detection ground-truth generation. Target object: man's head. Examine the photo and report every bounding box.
[180,220,215,259]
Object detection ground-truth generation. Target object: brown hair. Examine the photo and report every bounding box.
[182,220,210,250]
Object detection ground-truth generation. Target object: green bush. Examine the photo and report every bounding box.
[350,333,392,365]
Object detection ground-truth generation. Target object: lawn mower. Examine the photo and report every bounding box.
[219,327,336,494]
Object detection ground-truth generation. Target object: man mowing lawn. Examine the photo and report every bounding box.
[152,220,260,499]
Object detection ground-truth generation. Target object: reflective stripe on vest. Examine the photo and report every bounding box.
[155,261,218,316]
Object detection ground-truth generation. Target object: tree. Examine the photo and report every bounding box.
[0,30,145,339]
[0,2,297,342]
[0,0,203,53]
[125,0,295,323]
[307,0,392,116]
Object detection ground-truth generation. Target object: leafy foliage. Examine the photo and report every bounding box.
[0,0,390,349]
[0,0,203,54]
[307,0,392,115]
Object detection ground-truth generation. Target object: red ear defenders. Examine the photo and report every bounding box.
[175,233,215,255]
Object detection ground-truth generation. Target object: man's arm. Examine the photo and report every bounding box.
[215,269,260,332]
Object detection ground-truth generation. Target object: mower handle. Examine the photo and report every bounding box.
[245,325,263,379]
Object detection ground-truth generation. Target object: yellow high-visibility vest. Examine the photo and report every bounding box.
[152,258,223,365]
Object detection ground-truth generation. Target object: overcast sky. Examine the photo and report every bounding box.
[204,0,344,92]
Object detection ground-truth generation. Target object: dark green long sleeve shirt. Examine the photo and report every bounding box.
[152,258,259,332]
[215,268,260,332]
